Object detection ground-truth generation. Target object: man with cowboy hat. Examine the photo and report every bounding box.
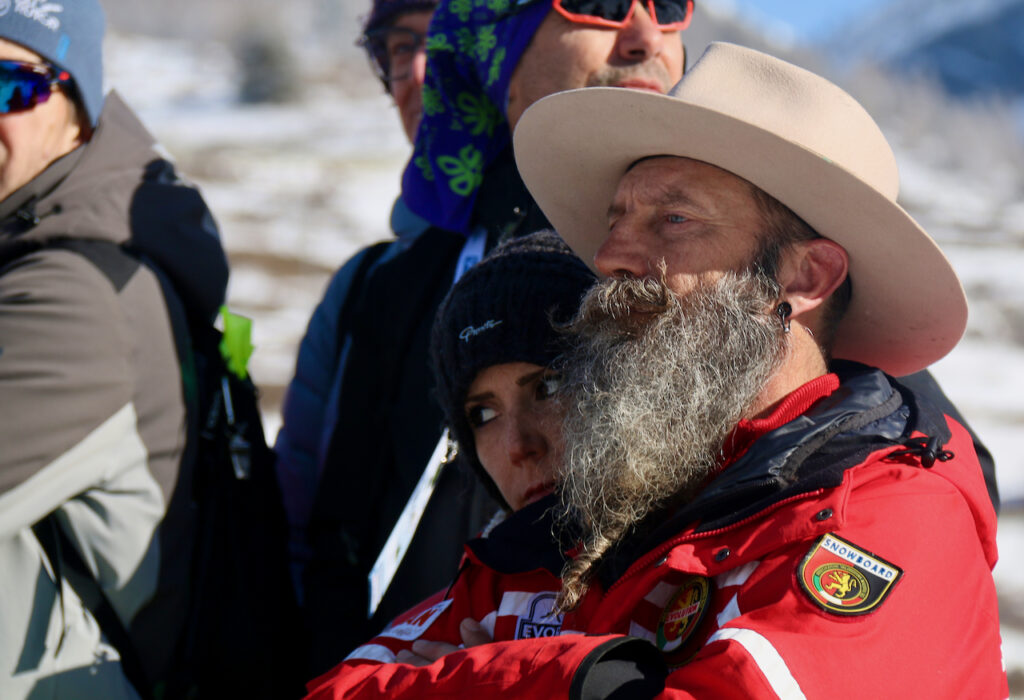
[312,42,1006,698]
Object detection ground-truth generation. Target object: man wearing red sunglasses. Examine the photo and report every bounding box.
[507,0,692,128]
[0,2,236,699]
[285,0,692,679]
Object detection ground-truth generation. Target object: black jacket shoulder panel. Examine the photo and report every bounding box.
[466,495,567,577]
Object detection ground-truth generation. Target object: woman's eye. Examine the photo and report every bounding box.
[666,213,688,224]
[466,405,497,428]
[536,374,563,400]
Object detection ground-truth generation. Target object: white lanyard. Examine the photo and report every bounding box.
[368,430,452,617]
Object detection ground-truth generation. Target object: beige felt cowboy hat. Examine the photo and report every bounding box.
[512,42,967,377]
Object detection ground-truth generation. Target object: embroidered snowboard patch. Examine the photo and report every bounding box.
[799,533,903,616]
[656,576,712,665]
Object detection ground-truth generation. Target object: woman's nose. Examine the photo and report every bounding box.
[506,414,547,467]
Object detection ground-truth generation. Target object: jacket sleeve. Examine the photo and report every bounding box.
[0,249,140,537]
[305,634,622,700]
[341,590,457,665]
[306,558,581,699]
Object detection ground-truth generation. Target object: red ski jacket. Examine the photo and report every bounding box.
[307,365,1007,699]
[332,495,594,668]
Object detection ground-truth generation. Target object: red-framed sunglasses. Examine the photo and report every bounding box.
[552,0,695,30]
[0,60,71,115]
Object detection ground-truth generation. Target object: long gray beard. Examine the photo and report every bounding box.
[555,271,789,611]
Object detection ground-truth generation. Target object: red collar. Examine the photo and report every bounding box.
[721,373,840,467]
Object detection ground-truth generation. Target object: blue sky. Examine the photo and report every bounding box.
[728,0,894,43]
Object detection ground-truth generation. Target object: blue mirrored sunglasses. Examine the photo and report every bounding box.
[0,60,71,115]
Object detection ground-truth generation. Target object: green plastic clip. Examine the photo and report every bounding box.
[218,306,254,380]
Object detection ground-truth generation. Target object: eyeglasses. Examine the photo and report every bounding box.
[552,0,694,30]
[359,26,426,84]
[0,60,71,115]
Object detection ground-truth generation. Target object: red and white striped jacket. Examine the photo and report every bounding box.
[314,494,600,672]
[306,367,1007,699]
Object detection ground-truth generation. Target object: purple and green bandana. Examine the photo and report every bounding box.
[400,0,551,235]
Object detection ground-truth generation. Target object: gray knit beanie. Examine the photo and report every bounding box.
[430,230,596,508]
[0,0,106,126]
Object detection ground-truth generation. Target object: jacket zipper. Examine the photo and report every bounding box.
[605,488,828,595]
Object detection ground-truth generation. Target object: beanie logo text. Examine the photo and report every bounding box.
[4,0,64,32]
[459,319,502,342]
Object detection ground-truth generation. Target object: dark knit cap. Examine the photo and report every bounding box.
[430,230,596,508]
[0,0,106,126]
[362,0,438,35]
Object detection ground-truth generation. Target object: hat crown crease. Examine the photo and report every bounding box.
[674,43,900,200]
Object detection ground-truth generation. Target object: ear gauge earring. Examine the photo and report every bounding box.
[775,301,792,333]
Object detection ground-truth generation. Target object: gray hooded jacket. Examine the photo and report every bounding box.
[0,92,227,698]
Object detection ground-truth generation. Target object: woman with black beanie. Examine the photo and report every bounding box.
[306,230,597,693]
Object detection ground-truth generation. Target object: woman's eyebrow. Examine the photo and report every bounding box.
[463,390,495,404]
[516,369,546,387]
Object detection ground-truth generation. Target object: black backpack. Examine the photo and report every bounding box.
[1,237,305,699]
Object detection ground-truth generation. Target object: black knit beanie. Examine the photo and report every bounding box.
[362,0,438,35]
[430,230,596,508]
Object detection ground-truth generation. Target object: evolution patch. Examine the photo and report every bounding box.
[516,592,563,639]
[798,533,903,616]
[656,576,712,666]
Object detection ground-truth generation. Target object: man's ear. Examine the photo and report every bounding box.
[778,238,848,320]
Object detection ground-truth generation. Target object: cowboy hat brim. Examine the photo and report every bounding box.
[513,58,966,377]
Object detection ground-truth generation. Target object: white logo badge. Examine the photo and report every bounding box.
[515,592,563,639]
[13,1,64,31]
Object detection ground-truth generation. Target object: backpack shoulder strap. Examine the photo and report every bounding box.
[333,240,392,367]
[315,229,462,554]
[0,236,140,291]
[32,516,153,699]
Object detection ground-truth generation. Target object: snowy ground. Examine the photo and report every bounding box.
[106,33,1024,692]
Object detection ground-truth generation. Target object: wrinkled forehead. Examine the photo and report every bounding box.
[610,155,758,215]
[621,155,747,188]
